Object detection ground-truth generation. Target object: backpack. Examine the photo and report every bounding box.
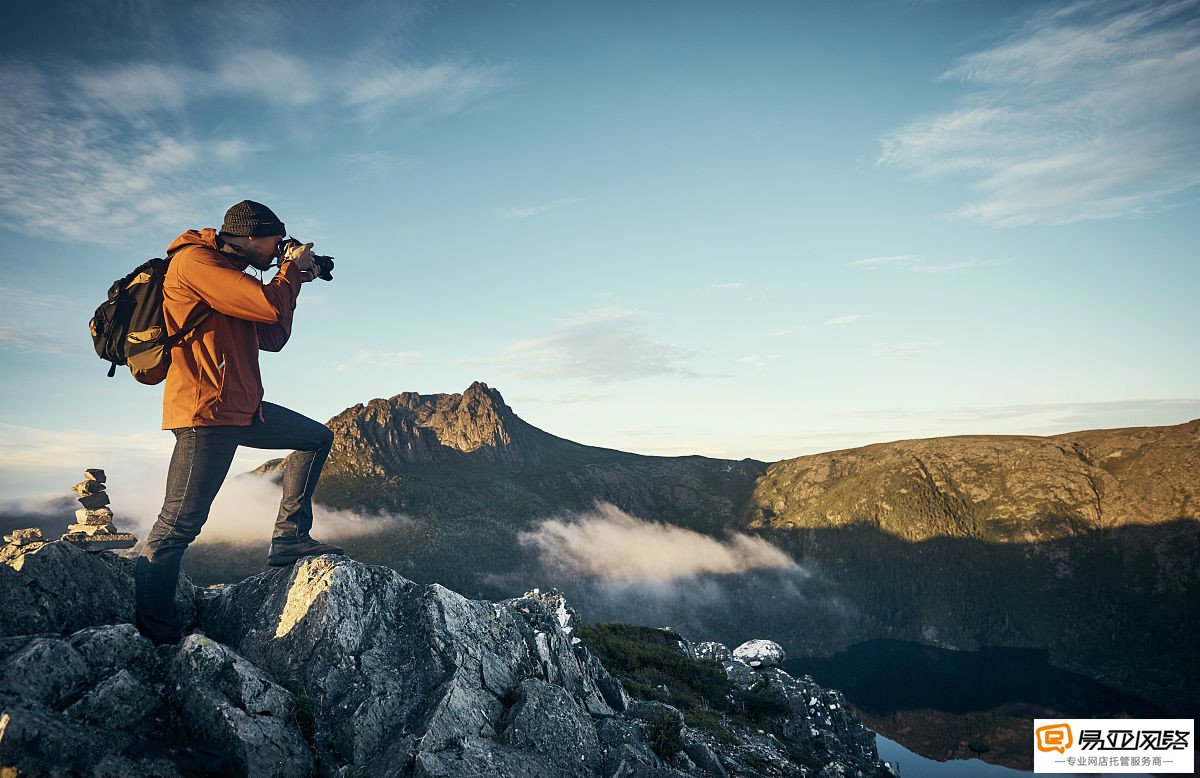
[89,252,210,385]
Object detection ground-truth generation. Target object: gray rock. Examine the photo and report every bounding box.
[680,729,728,777]
[732,639,786,668]
[414,736,569,778]
[92,753,184,777]
[67,623,156,676]
[77,491,111,510]
[0,536,891,778]
[61,532,137,551]
[72,479,106,497]
[500,678,602,776]
[0,539,194,638]
[760,666,882,774]
[0,637,90,706]
[74,507,114,525]
[625,700,683,728]
[66,523,115,535]
[2,528,43,545]
[198,556,617,774]
[65,667,160,728]
[0,700,133,775]
[168,634,313,778]
[692,641,731,664]
[596,716,663,775]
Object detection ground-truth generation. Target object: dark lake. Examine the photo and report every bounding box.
[782,639,1164,777]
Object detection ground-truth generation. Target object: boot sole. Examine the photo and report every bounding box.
[265,550,346,567]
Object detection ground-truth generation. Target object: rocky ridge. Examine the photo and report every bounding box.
[0,538,893,777]
[746,419,1200,542]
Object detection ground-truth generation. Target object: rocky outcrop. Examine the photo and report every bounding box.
[0,539,892,777]
[746,419,1200,542]
[279,380,584,473]
[0,538,193,637]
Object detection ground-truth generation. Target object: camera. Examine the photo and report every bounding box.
[278,237,335,281]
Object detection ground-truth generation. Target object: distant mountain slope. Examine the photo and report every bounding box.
[245,382,766,594]
[743,419,1199,542]
[238,385,1198,717]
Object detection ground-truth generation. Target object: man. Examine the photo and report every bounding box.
[134,200,344,646]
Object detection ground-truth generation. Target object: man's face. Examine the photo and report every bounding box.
[247,234,284,264]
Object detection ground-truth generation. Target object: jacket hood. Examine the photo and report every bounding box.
[167,228,252,270]
[167,228,219,255]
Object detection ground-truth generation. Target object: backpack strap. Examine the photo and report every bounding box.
[162,244,211,348]
[166,303,212,348]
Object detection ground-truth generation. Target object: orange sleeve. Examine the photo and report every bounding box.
[177,251,301,324]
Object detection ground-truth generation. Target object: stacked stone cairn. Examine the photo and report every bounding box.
[60,468,137,551]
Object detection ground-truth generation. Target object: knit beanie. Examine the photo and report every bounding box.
[220,200,286,237]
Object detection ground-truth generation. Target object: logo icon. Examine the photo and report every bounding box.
[1037,723,1073,754]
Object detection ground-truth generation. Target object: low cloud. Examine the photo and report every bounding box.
[519,503,797,584]
[825,314,862,326]
[879,1,1200,225]
[500,502,852,652]
[711,282,747,289]
[477,308,700,383]
[1,468,407,548]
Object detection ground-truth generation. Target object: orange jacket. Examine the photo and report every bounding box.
[161,228,302,429]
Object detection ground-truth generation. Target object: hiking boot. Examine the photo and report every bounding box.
[266,536,346,567]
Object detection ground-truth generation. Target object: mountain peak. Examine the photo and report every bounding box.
[326,382,560,471]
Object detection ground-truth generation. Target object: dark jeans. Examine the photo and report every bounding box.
[134,401,334,645]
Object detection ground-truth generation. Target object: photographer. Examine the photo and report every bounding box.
[134,200,343,647]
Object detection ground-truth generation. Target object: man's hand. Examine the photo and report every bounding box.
[283,241,315,273]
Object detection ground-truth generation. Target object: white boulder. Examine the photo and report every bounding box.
[732,639,786,668]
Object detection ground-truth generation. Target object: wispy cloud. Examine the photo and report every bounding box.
[0,27,511,243]
[835,397,1200,437]
[871,341,943,359]
[342,61,513,124]
[825,314,863,326]
[335,350,421,372]
[879,0,1200,225]
[0,287,90,355]
[476,308,700,382]
[340,151,421,181]
[850,255,914,267]
[849,255,1005,273]
[501,197,581,219]
[711,281,747,289]
[737,354,781,368]
[0,64,254,242]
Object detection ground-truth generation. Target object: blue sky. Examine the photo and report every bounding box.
[1,0,1198,502]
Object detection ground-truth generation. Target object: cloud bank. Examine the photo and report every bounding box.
[518,502,797,584]
[879,0,1200,225]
